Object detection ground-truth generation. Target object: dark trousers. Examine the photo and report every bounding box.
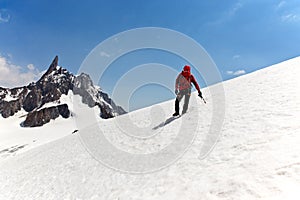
[175,89,191,114]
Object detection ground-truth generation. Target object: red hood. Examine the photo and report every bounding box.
[182,65,191,77]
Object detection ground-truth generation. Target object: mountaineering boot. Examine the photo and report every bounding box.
[173,112,179,116]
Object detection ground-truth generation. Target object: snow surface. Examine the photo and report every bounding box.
[0,90,100,159]
[3,90,18,102]
[0,57,300,199]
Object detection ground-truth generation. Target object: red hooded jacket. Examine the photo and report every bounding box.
[175,65,200,92]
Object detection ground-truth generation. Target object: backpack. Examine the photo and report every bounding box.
[178,72,192,90]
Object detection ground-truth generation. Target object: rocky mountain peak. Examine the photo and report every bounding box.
[39,56,59,81]
[74,73,94,91]
[0,56,126,127]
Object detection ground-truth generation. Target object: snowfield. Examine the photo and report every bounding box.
[0,57,300,199]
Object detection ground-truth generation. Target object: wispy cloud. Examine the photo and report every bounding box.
[276,1,286,10]
[227,69,246,76]
[274,1,300,23]
[281,13,300,22]
[0,55,41,88]
[229,2,243,17]
[0,9,10,23]
[206,2,243,26]
[100,51,110,57]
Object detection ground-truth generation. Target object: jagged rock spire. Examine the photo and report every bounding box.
[0,55,126,126]
[38,56,59,82]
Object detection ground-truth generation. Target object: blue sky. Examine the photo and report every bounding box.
[0,0,300,111]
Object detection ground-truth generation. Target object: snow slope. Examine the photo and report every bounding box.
[0,90,100,159]
[0,57,300,199]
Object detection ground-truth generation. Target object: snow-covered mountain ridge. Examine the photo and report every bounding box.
[0,56,126,127]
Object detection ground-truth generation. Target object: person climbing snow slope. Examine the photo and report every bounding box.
[173,65,203,116]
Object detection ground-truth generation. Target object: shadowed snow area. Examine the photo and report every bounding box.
[0,57,300,199]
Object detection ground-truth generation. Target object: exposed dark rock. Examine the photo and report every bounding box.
[99,91,126,115]
[23,89,42,112]
[23,104,70,127]
[73,74,126,118]
[1,100,22,118]
[0,56,126,126]
[0,87,28,118]
[73,73,96,107]
[58,104,70,118]
[36,56,73,107]
[0,87,8,100]
[38,55,58,81]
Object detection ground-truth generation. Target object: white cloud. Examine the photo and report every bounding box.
[281,13,300,22]
[27,64,35,71]
[229,2,243,17]
[0,55,41,88]
[274,1,300,23]
[276,1,286,10]
[233,70,246,75]
[0,9,10,23]
[100,51,110,57]
[207,2,243,26]
[227,69,246,76]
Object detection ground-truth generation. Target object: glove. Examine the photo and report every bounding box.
[175,89,179,95]
[198,91,203,98]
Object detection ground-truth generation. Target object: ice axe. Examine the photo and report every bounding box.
[198,93,206,104]
[201,97,206,104]
[200,96,206,104]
